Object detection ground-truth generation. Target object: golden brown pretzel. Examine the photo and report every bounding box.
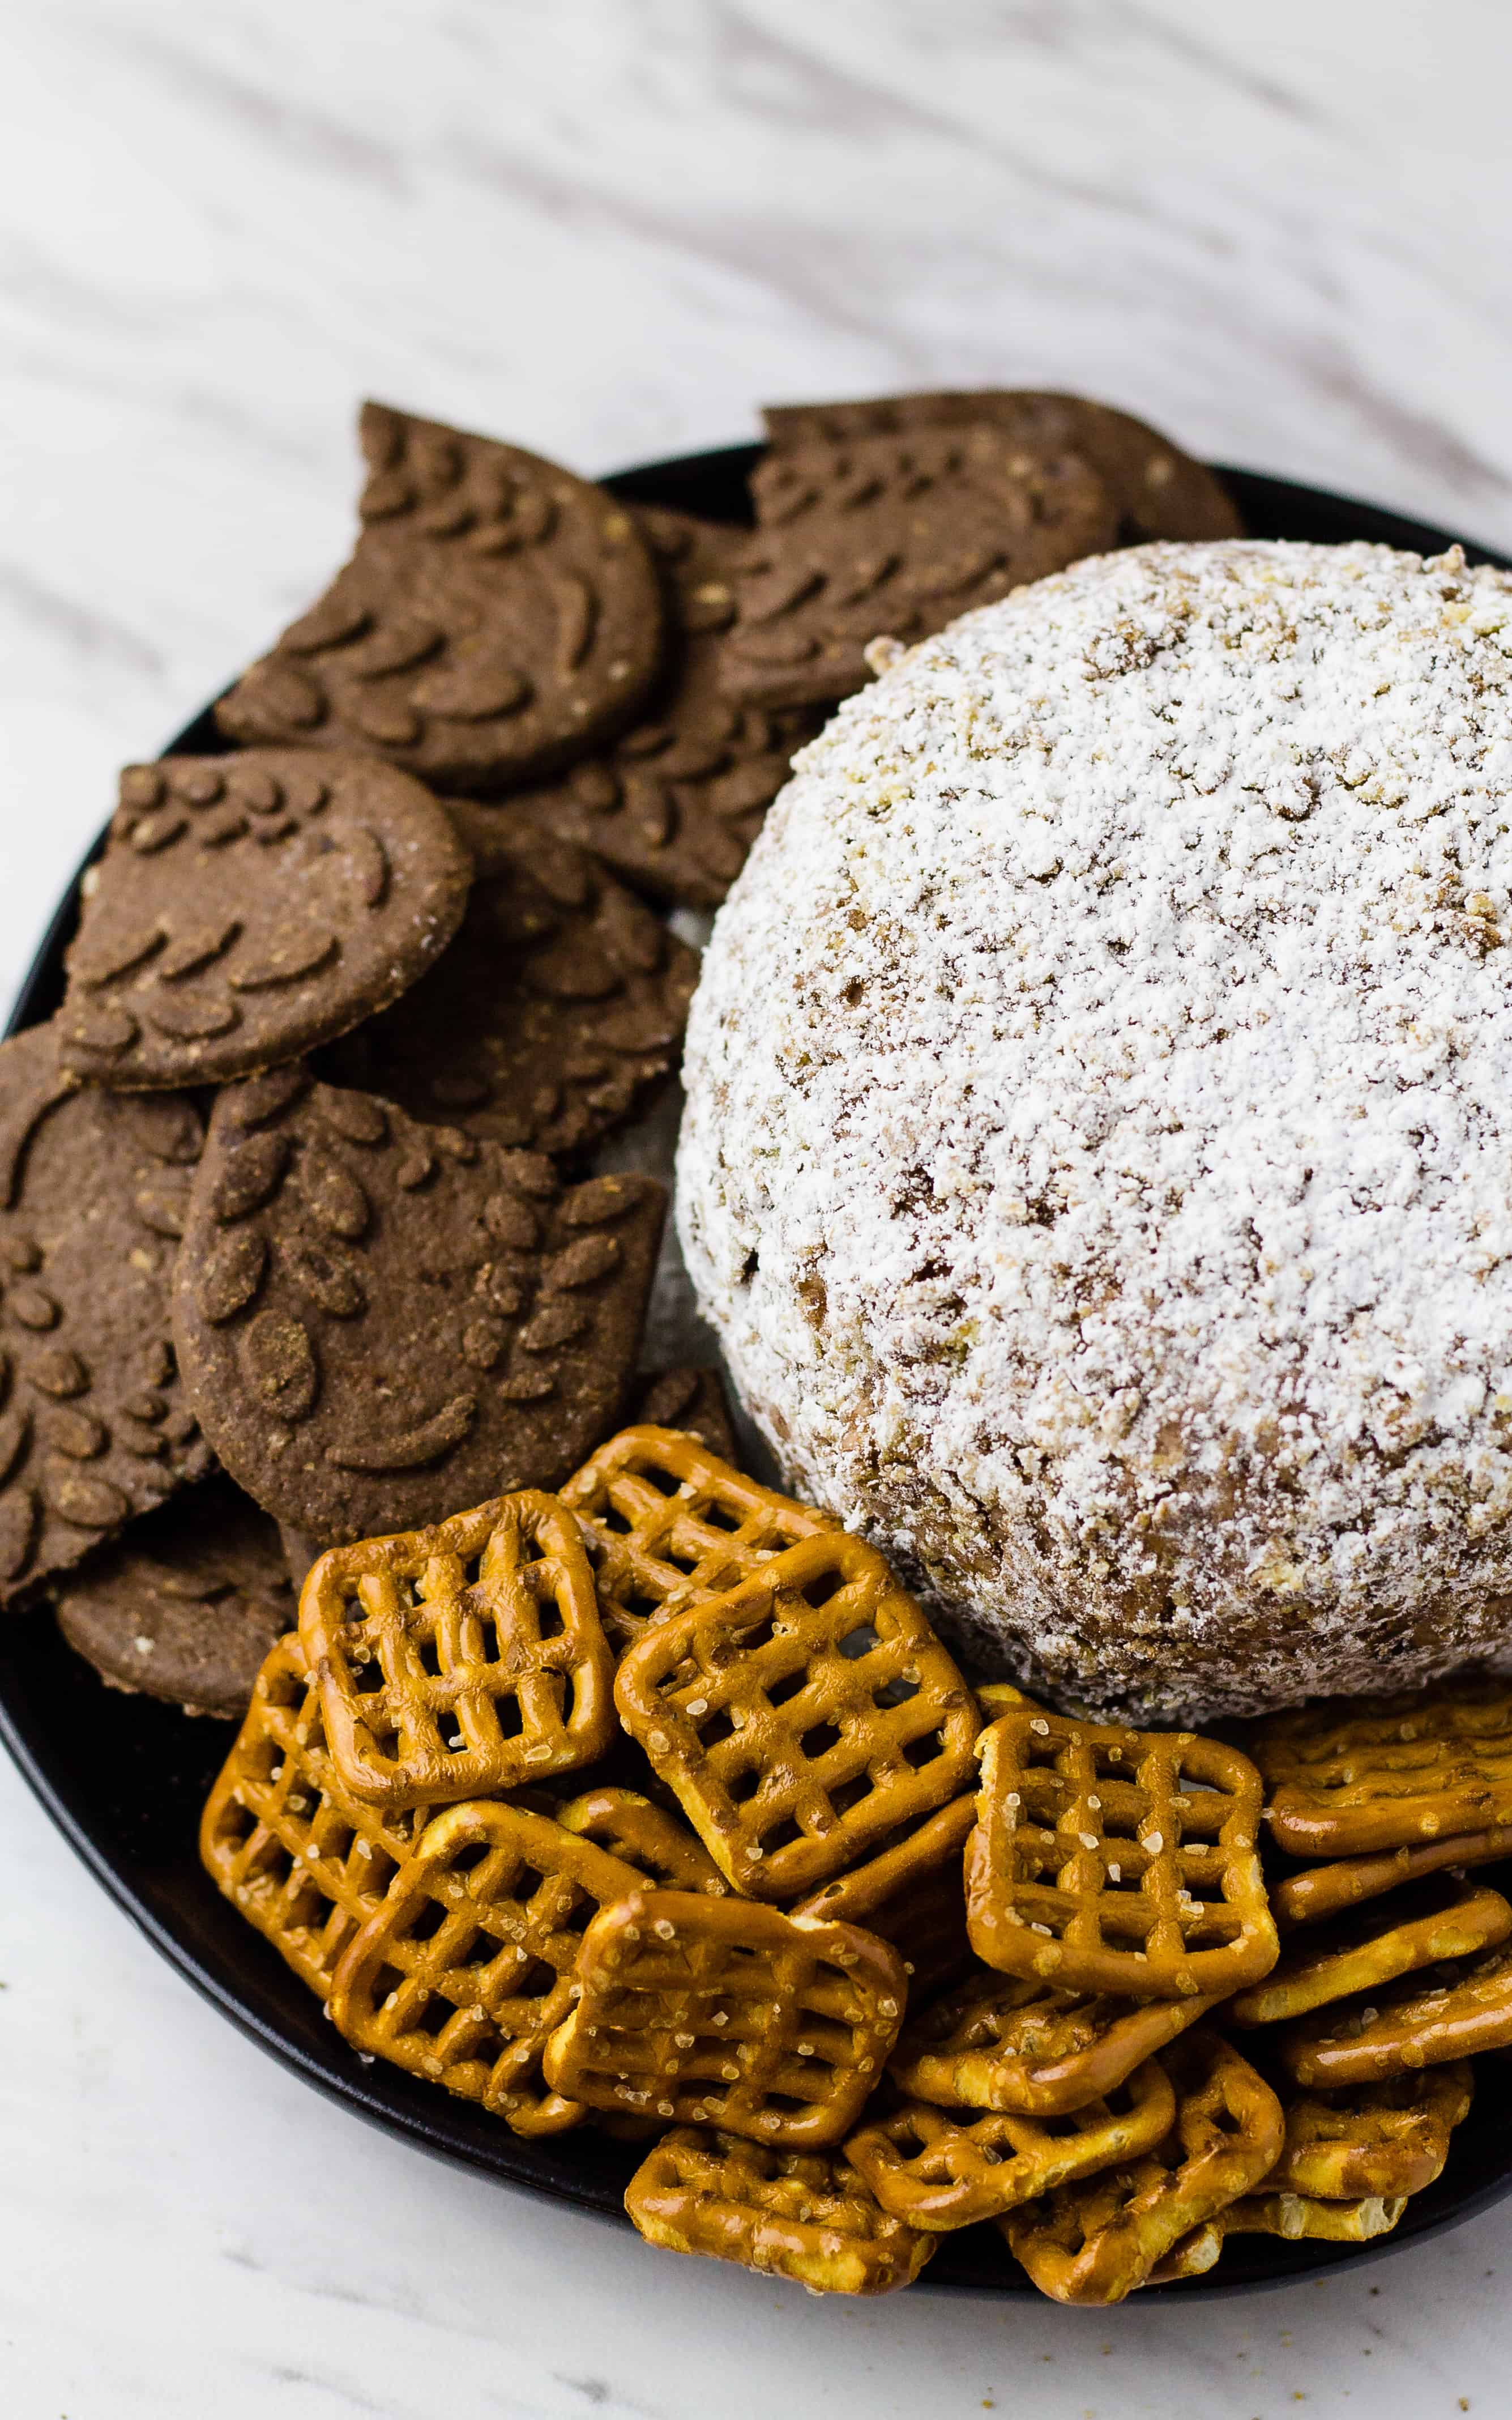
[1273,1828,1512,1929]
[1000,2032,1283,2304]
[555,1785,728,1895]
[300,1490,614,1810]
[888,1967,1220,2116]
[1250,1678,1512,1858]
[328,1799,642,2135]
[1279,1941,1512,2087]
[558,1424,836,1644]
[790,1796,976,2002]
[1267,2064,1473,2200]
[966,1712,1276,2000]
[1228,1883,1512,2027]
[623,2129,934,2294]
[541,1887,907,2146]
[614,1531,980,1899]
[200,1632,428,1999]
[844,2059,1174,2230]
[1220,2191,1407,2243]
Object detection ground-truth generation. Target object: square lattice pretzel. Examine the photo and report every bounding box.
[625,2129,936,2295]
[541,1888,907,2146]
[1249,1677,1512,1857]
[200,1633,428,1999]
[1267,2063,1473,2200]
[844,2059,1175,2230]
[328,1799,643,2136]
[555,1786,729,1896]
[1000,2033,1284,2303]
[558,1424,836,1644]
[966,1711,1277,2000]
[301,1489,615,1810]
[887,1969,1220,2117]
[614,1530,981,1899]
[792,1795,977,2003]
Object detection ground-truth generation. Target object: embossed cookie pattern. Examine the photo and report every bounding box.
[762,389,1245,547]
[502,506,823,909]
[216,403,666,791]
[173,1068,666,1543]
[59,752,472,1090]
[323,804,697,1156]
[55,1475,295,1716]
[0,1022,212,1604]
[719,427,1120,708]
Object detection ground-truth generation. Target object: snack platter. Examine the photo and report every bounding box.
[5,424,1512,2303]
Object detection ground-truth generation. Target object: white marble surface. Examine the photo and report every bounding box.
[5,3,1512,2411]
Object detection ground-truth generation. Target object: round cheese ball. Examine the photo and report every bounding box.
[677,539,1512,1723]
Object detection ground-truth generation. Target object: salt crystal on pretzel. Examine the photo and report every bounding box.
[614,1530,980,1900]
[1251,1677,1512,1858]
[301,1490,614,1810]
[542,1887,907,2146]
[558,1424,836,1647]
[888,1966,1220,2116]
[1000,2032,1283,2303]
[845,2058,1174,2230]
[200,1632,427,2000]
[328,1798,642,2135]
[966,1711,1276,2000]
[624,2128,934,2294]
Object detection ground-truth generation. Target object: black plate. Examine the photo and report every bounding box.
[5,446,1512,2299]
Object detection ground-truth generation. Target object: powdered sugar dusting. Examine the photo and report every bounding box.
[678,539,1512,1722]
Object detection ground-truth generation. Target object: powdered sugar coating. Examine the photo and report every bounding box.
[677,540,1512,1723]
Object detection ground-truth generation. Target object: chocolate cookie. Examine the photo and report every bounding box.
[762,390,1243,546]
[58,752,472,1090]
[55,1477,294,1716]
[173,1068,666,1543]
[502,508,824,908]
[720,428,1118,708]
[321,802,697,1156]
[628,1366,737,1464]
[0,1022,211,1604]
[216,403,665,792]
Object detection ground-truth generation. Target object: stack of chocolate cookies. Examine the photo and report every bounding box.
[1,390,1238,1715]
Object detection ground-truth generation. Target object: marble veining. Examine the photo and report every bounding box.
[5,3,1512,2412]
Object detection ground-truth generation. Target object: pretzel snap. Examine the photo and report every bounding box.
[1220,2191,1407,2243]
[559,1424,836,1645]
[1251,1677,1512,1858]
[301,1490,614,1810]
[556,1785,728,1895]
[966,1711,1276,2000]
[1279,1940,1512,2087]
[888,1967,1220,2116]
[1267,2063,1473,2201]
[1274,1827,1512,1931]
[844,2057,1174,2230]
[1228,1881,1512,2028]
[791,1795,976,2002]
[624,2129,935,2294]
[328,1799,642,2134]
[615,1531,980,1899]
[200,1632,428,2000]
[1000,2032,1283,2304]
[541,1888,907,2145]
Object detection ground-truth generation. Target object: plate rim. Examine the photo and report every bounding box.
[5,445,1512,2304]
